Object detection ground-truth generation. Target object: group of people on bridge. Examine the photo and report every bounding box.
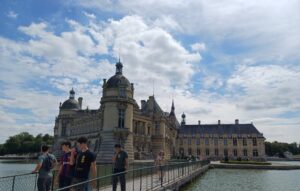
[31,137,166,191]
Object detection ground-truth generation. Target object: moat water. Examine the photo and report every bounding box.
[0,160,300,191]
[182,161,300,191]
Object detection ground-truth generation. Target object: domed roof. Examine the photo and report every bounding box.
[105,60,131,88]
[60,88,80,110]
[106,74,131,88]
[61,99,80,110]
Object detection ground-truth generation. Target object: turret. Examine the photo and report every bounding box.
[181,113,186,125]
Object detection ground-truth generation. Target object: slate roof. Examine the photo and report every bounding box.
[141,96,163,114]
[61,99,80,110]
[106,74,131,88]
[179,124,264,137]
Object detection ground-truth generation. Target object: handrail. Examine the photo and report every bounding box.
[0,160,209,191]
[0,162,151,179]
[57,160,210,191]
[0,172,38,179]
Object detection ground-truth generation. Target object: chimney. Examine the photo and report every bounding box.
[102,79,106,87]
[78,97,83,109]
[141,100,146,109]
[235,119,239,125]
[218,120,221,125]
[198,120,201,125]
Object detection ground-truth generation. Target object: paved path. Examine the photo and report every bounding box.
[95,164,201,191]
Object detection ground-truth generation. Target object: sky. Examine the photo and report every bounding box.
[0,0,299,143]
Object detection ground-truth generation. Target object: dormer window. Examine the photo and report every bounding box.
[119,87,126,97]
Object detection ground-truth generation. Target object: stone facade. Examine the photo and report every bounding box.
[176,118,266,161]
[53,61,179,163]
[53,61,266,163]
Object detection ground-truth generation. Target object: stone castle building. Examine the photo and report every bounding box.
[53,61,265,163]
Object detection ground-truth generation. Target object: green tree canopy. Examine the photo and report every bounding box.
[265,141,300,157]
[0,132,54,155]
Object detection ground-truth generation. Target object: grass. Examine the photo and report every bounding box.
[221,160,272,165]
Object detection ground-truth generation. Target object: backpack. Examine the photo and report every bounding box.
[43,154,54,171]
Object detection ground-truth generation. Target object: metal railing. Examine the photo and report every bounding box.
[0,172,39,191]
[0,162,154,191]
[57,160,210,191]
[0,160,210,191]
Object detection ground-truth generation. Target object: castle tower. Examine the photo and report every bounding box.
[97,60,135,163]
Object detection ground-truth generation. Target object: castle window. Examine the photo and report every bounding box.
[196,138,200,145]
[224,149,228,156]
[61,123,67,136]
[205,138,209,145]
[224,139,228,146]
[119,87,126,97]
[205,149,210,156]
[134,122,138,134]
[243,138,247,146]
[94,139,99,151]
[155,122,160,135]
[233,149,238,157]
[180,139,183,145]
[188,138,192,145]
[188,148,192,155]
[243,149,248,156]
[233,138,237,146]
[197,149,201,156]
[252,137,257,146]
[215,149,219,156]
[253,149,258,157]
[118,109,125,128]
[214,139,218,146]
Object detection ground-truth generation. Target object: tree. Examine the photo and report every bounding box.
[0,132,54,155]
[265,141,300,157]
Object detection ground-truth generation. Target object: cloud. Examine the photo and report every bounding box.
[74,0,300,61]
[227,64,300,113]
[7,11,18,19]
[191,43,206,52]
[1,2,299,143]
[83,11,96,19]
[0,15,202,143]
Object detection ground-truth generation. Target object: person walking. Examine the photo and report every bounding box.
[56,141,73,190]
[32,145,57,191]
[155,150,165,182]
[71,137,97,191]
[112,144,128,191]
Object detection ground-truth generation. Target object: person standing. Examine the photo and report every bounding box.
[32,145,57,191]
[71,137,97,191]
[112,144,128,191]
[56,141,73,190]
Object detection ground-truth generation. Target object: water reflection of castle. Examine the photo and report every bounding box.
[53,61,265,163]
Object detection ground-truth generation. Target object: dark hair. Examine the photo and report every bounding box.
[41,145,49,152]
[77,137,88,144]
[114,144,121,148]
[61,141,71,148]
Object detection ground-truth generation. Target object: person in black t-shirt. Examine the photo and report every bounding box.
[70,137,97,191]
[112,144,128,191]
